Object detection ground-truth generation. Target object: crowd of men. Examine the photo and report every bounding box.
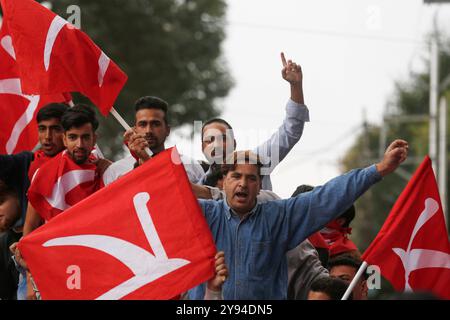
[0,53,409,300]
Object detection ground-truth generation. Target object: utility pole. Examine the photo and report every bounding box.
[424,0,450,227]
[439,96,448,225]
[429,11,439,174]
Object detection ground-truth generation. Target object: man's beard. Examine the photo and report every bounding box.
[145,135,163,151]
[70,149,89,165]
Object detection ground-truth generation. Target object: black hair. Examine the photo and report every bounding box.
[221,150,263,178]
[328,254,368,280]
[61,104,99,132]
[36,103,70,123]
[339,205,355,227]
[201,118,234,141]
[0,179,20,232]
[203,164,224,187]
[309,277,352,300]
[291,184,314,197]
[292,184,355,227]
[0,179,17,204]
[134,96,169,125]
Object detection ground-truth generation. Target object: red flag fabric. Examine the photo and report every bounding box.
[28,150,104,222]
[0,23,70,154]
[308,232,329,250]
[18,147,216,300]
[0,0,127,115]
[28,149,54,181]
[362,156,450,299]
[320,221,358,257]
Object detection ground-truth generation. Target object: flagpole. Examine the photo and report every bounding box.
[109,107,153,157]
[110,107,131,130]
[341,261,368,300]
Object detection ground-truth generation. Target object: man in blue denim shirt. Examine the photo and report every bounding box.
[189,140,408,299]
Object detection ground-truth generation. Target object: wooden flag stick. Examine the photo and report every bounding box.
[109,107,153,157]
[341,261,368,300]
[110,107,131,130]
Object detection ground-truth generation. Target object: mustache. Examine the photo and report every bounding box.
[144,134,157,140]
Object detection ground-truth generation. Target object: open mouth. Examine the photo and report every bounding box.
[74,150,86,157]
[235,191,249,201]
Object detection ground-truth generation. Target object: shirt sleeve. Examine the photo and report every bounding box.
[280,165,382,251]
[287,240,329,299]
[180,155,208,184]
[185,162,207,184]
[205,186,224,200]
[102,156,135,186]
[253,99,309,175]
[204,287,223,300]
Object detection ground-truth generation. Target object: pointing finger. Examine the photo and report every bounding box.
[281,52,287,67]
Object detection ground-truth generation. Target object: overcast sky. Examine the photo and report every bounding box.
[170,0,450,197]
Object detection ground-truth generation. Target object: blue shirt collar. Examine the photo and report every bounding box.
[223,197,259,220]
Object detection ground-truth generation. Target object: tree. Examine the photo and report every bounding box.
[341,35,450,251]
[48,0,233,158]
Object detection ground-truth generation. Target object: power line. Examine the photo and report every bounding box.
[227,20,428,46]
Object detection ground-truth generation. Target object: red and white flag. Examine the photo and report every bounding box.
[0,0,127,115]
[27,150,104,222]
[362,156,450,299]
[0,22,70,154]
[19,148,216,300]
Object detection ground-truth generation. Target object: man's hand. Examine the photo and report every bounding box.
[94,158,112,176]
[281,52,302,85]
[10,242,28,270]
[190,183,213,199]
[26,272,37,300]
[126,130,151,163]
[123,128,134,145]
[281,52,304,104]
[376,139,409,177]
[207,251,228,292]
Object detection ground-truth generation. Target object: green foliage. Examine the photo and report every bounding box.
[49,0,233,158]
[341,36,450,251]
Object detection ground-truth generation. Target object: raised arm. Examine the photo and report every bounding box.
[254,53,309,177]
[282,139,408,250]
[281,52,304,104]
[190,182,213,199]
[23,202,44,238]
